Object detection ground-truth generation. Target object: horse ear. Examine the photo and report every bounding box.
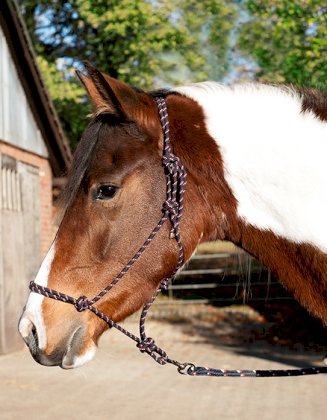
[75,69,112,114]
[76,63,142,120]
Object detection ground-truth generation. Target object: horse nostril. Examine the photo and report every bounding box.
[26,325,39,356]
[19,317,39,355]
[31,325,39,350]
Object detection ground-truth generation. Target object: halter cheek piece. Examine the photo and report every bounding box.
[29,98,327,378]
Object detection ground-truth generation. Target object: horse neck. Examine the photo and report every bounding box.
[166,84,327,324]
[231,224,327,325]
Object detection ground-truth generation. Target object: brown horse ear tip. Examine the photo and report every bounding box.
[83,61,103,78]
[83,60,95,69]
[75,69,86,79]
[82,62,117,81]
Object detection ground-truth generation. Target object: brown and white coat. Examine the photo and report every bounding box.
[19,68,327,369]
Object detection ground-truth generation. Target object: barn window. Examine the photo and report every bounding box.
[1,154,22,212]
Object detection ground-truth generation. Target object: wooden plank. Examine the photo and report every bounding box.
[155,299,210,305]
[1,195,24,352]
[169,283,219,290]
[192,253,239,259]
[11,169,17,210]
[1,167,7,209]
[169,281,281,290]
[0,159,40,353]
[0,154,5,353]
[177,268,225,275]
[15,171,21,211]
[6,168,12,210]
[20,162,40,283]
[154,296,294,305]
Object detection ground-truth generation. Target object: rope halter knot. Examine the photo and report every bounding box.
[137,336,156,353]
[137,337,168,365]
[162,199,179,217]
[163,154,181,175]
[160,278,170,291]
[74,296,91,312]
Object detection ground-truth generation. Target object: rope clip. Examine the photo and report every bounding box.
[168,359,195,375]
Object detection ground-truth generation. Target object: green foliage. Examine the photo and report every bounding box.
[238,0,327,87]
[20,0,326,148]
[20,0,237,148]
[37,57,91,146]
[171,0,237,81]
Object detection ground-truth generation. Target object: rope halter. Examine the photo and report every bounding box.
[28,97,327,378]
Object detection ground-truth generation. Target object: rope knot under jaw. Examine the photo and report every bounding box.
[160,278,170,291]
[163,155,181,174]
[137,337,156,354]
[137,337,168,365]
[162,200,179,216]
[74,296,91,312]
[162,201,180,239]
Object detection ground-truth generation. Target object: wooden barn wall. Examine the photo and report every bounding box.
[0,20,56,349]
[0,25,48,158]
[0,10,69,354]
[0,154,42,353]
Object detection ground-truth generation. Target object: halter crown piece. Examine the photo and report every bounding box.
[29,97,327,378]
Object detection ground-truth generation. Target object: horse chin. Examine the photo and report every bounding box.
[60,326,97,369]
[61,344,97,369]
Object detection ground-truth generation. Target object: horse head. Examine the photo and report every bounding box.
[18,65,227,368]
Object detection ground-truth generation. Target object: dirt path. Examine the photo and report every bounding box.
[0,316,326,420]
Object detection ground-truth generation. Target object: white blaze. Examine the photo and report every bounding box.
[19,242,56,349]
[172,82,327,253]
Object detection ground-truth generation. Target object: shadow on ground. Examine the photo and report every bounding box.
[147,300,327,369]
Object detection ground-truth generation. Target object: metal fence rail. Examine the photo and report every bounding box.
[157,251,293,305]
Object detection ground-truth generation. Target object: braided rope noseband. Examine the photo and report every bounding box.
[29,97,327,377]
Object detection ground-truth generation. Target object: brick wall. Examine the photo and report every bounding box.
[0,140,54,258]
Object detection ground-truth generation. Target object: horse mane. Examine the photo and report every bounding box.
[295,86,327,121]
[172,81,327,122]
[148,88,170,98]
[143,82,327,122]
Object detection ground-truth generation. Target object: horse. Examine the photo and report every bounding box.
[18,64,327,369]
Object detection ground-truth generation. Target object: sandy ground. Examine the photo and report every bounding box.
[0,313,326,420]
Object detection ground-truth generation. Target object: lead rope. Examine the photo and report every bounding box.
[29,97,327,377]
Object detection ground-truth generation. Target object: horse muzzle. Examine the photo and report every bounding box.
[18,316,96,369]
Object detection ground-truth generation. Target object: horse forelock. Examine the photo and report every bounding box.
[58,119,103,211]
[59,114,143,211]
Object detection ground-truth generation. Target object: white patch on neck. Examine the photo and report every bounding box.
[172,82,327,253]
[19,242,56,350]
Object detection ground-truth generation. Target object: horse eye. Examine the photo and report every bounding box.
[96,185,117,200]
